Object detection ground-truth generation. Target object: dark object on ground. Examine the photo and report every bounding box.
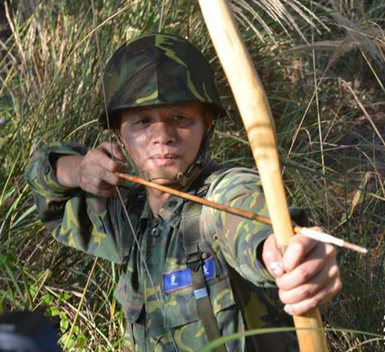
[0,311,63,352]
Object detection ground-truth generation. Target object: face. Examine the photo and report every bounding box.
[119,102,212,183]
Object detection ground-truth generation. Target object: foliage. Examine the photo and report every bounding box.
[0,0,384,351]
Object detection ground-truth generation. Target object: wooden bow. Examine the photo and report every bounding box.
[197,1,328,351]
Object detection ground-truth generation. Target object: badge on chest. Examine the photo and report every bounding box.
[163,257,216,293]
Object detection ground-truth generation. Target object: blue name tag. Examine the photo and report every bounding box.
[163,257,216,293]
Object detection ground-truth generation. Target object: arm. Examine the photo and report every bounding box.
[25,142,127,263]
[202,168,342,313]
[201,168,276,287]
[54,142,125,196]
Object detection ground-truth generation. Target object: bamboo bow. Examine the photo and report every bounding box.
[197,1,328,351]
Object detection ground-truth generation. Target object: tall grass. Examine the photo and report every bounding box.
[0,0,384,351]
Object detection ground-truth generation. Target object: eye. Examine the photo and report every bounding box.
[134,117,151,125]
[172,114,185,121]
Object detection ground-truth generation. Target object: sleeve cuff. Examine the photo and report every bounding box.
[25,142,87,198]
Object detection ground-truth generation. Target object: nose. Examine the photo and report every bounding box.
[151,121,176,145]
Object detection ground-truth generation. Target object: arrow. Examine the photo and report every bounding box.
[115,172,367,254]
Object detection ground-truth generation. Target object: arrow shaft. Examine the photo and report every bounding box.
[115,172,272,224]
[116,172,368,254]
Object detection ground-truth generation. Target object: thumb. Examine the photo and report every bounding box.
[100,142,126,161]
[262,234,284,278]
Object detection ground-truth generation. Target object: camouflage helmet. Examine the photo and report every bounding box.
[99,33,226,128]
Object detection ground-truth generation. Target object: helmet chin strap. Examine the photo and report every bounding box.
[117,126,215,189]
[139,127,213,188]
[139,170,191,187]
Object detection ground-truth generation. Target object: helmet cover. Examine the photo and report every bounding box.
[99,33,225,128]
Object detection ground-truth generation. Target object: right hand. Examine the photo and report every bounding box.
[56,142,126,197]
[78,142,126,197]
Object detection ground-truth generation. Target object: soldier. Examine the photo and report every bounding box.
[25,33,341,352]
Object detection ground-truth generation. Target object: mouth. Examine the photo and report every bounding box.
[150,154,179,166]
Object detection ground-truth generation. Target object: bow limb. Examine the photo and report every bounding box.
[198,1,328,352]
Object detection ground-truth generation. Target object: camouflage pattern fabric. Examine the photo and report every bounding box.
[99,33,226,129]
[25,143,299,352]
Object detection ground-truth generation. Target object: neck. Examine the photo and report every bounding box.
[144,161,208,216]
[146,187,172,217]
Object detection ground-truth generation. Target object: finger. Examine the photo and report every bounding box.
[282,231,319,272]
[88,149,125,174]
[262,234,284,278]
[100,168,125,186]
[99,142,126,161]
[278,258,339,304]
[86,167,124,187]
[277,243,336,290]
[79,169,120,194]
[283,276,342,316]
[85,183,117,198]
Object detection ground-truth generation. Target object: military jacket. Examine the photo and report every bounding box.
[25,142,298,352]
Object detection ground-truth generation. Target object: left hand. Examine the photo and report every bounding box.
[262,227,342,316]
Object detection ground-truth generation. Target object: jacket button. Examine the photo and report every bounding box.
[168,200,177,207]
[151,227,159,237]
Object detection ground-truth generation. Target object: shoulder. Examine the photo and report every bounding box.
[206,167,263,203]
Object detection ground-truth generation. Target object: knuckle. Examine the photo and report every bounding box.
[107,159,118,172]
[94,180,103,189]
[291,305,301,316]
[328,264,340,279]
[110,175,120,186]
[308,297,319,310]
[325,244,336,258]
[297,266,310,282]
[278,289,287,304]
[299,286,312,299]
[262,248,274,263]
[97,168,107,181]
[293,241,305,257]
[290,304,302,316]
[262,236,276,263]
[335,278,343,293]
[87,149,98,158]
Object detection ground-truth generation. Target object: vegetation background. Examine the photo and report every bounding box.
[0,0,384,351]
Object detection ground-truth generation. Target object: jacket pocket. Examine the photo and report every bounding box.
[114,270,143,323]
[163,275,237,329]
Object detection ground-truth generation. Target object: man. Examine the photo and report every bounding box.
[25,33,341,352]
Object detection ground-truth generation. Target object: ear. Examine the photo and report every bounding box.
[203,110,213,132]
[116,131,125,149]
[115,111,127,147]
[113,121,123,146]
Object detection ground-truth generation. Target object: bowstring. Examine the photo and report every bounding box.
[90,1,179,351]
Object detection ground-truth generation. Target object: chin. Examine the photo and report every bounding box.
[144,164,188,186]
[153,178,175,185]
[148,161,187,174]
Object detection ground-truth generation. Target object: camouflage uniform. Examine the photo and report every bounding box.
[25,143,299,352]
[25,33,299,351]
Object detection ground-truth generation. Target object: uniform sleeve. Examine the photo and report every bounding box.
[201,168,276,288]
[24,142,124,264]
